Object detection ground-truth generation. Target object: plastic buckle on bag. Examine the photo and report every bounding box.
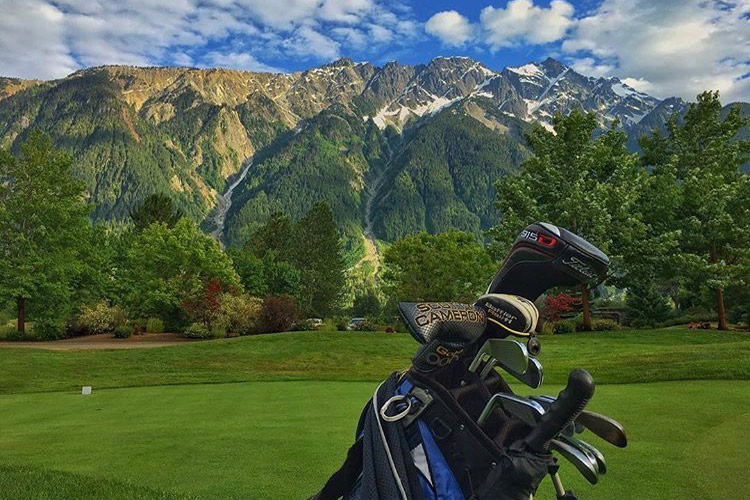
[402,386,433,427]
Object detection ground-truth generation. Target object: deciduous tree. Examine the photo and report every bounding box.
[640,91,750,330]
[489,110,648,329]
[0,132,90,336]
[382,231,495,304]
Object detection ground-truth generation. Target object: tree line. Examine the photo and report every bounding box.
[382,91,749,331]
[0,135,347,339]
[1,90,748,338]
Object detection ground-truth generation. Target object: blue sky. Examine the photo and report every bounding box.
[1,0,749,101]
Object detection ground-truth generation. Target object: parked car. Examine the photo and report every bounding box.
[295,318,324,330]
[347,317,367,330]
[306,318,324,328]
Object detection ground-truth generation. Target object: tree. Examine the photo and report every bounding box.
[228,248,301,298]
[489,110,648,329]
[382,231,495,304]
[0,132,90,336]
[640,91,750,330]
[293,202,347,317]
[129,193,184,231]
[245,212,294,259]
[352,288,382,318]
[121,219,241,328]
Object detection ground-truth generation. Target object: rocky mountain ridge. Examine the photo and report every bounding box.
[1,56,739,252]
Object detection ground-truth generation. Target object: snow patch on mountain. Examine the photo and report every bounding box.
[508,63,543,78]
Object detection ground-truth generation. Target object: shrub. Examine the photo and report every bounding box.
[183,322,213,339]
[73,302,127,336]
[257,295,299,334]
[216,294,262,336]
[113,325,134,339]
[5,330,36,341]
[543,293,581,322]
[145,317,164,333]
[540,322,556,335]
[552,319,576,334]
[590,319,620,331]
[335,318,348,331]
[626,284,671,327]
[659,311,717,328]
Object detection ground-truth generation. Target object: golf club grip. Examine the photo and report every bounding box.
[525,369,595,453]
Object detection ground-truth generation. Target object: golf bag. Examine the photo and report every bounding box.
[311,363,553,500]
[309,222,614,500]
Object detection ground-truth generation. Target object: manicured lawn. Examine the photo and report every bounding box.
[1,380,748,500]
[1,328,749,500]
[1,328,750,395]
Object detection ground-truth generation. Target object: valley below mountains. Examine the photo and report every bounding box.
[1,56,745,255]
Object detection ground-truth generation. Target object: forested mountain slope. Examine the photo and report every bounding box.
[1,57,747,248]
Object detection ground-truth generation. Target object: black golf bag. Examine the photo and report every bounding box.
[309,223,612,500]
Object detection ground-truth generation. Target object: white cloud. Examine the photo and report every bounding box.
[319,0,373,23]
[622,77,655,95]
[480,0,575,49]
[425,10,474,47]
[203,51,283,72]
[562,0,750,101]
[0,0,78,79]
[0,0,419,78]
[282,26,341,60]
[569,57,614,78]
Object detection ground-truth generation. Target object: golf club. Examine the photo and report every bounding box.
[468,338,529,376]
[550,439,600,485]
[477,392,545,426]
[559,435,607,475]
[532,396,628,448]
[496,356,545,389]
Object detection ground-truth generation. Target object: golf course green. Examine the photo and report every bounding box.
[1,329,749,500]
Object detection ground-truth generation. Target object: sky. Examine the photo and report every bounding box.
[0,0,749,101]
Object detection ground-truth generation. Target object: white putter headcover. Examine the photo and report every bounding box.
[475,293,539,338]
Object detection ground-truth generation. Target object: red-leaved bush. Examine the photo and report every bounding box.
[543,292,581,322]
[257,295,299,334]
[182,278,228,325]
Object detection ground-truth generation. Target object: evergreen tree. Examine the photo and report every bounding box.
[640,91,750,330]
[489,110,648,329]
[0,132,91,336]
[293,202,347,317]
[129,193,184,231]
[245,212,294,259]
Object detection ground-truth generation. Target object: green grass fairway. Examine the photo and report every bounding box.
[1,381,748,500]
[2,329,750,394]
[1,329,749,499]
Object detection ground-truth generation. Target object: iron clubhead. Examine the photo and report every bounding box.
[558,435,607,475]
[498,356,544,389]
[550,439,600,485]
[469,338,529,375]
[477,393,545,426]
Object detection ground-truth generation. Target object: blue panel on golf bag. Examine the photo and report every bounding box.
[398,380,464,500]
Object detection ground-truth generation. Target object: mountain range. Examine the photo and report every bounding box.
[1,56,746,257]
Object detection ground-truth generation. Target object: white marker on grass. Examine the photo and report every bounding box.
[82,386,92,396]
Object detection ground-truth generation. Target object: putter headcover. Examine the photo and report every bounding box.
[475,293,539,338]
[488,222,610,301]
[398,302,486,372]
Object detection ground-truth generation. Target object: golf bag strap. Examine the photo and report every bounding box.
[309,437,363,500]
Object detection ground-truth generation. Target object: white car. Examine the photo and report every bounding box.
[347,317,367,330]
